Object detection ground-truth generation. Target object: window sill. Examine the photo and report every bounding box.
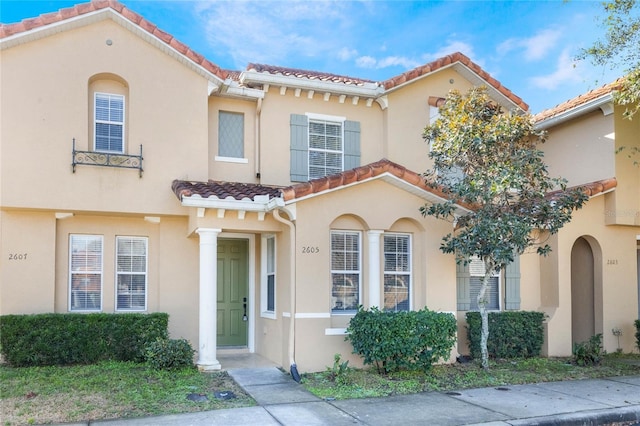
[325,328,348,336]
[261,311,277,320]
[215,156,249,164]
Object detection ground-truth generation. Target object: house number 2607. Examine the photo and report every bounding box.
[302,246,320,254]
[9,253,28,260]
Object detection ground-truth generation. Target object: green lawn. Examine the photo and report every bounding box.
[0,361,254,425]
[301,354,640,400]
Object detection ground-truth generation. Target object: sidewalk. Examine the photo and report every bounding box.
[89,368,640,425]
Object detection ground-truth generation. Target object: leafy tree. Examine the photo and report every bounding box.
[421,87,588,369]
[578,0,640,118]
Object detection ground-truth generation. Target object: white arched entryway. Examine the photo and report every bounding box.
[570,236,603,345]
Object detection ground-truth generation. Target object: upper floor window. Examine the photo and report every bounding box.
[309,119,343,179]
[217,111,245,160]
[290,114,360,182]
[331,231,361,313]
[95,93,125,153]
[383,233,411,312]
[69,234,103,311]
[116,236,148,311]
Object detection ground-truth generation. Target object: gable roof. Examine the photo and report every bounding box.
[0,0,228,84]
[1,1,527,111]
[172,159,471,214]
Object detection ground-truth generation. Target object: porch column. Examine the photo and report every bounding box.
[196,228,222,371]
[367,230,384,308]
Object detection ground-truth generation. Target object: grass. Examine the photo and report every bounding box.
[2,354,639,425]
[301,353,640,400]
[0,361,254,425]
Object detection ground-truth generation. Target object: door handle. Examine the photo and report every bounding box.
[242,297,248,321]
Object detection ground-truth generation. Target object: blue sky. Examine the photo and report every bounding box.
[1,0,623,113]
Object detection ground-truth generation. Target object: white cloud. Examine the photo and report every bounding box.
[337,47,359,61]
[498,28,561,61]
[354,55,419,70]
[356,56,377,68]
[529,49,584,90]
[424,40,476,62]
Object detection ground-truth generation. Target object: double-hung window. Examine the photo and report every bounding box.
[383,234,411,312]
[95,93,124,153]
[261,235,276,317]
[309,119,343,179]
[469,257,500,310]
[331,231,361,313]
[69,235,103,311]
[116,236,148,311]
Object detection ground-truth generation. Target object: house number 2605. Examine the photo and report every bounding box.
[9,253,28,260]
[302,246,320,254]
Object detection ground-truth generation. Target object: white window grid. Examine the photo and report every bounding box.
[469,257,501,311]
[308,119,344,179]
[261,235,276,318]
[383,233,412,312]
[94,92,125,153]
[69,234,103,312]
[330,230,361,314]
[115,236,148,311]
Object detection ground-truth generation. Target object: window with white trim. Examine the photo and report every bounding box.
[383,234,411,312]
[309,119,343,179]
[94,93,125,153]
[261,235,276,317]
[218,111,244,159]
[469,257,500,310]
[331,231,360,313]
[69,234,103,311]
[116,236,148,311]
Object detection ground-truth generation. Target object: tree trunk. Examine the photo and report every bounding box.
[478,262,493,370]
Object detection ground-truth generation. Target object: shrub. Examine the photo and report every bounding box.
[572,334,603,366]
[326,353,351,386]
[145,338,195,370]
[346,307,457,374]
[0,313,168,367]
[635,320,640,352]
[466,311,545,359]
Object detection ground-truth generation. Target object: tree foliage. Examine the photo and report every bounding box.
[578,0,640,118]
[421,87,588,369]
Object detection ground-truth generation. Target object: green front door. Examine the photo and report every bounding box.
[216,239,248,347]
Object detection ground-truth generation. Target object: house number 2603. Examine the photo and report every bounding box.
[302,246,320,254]
[9,253,28,260]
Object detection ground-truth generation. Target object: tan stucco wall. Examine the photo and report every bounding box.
[542,110,615,187]
[0,19,209,215]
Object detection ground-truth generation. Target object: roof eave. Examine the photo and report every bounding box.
[240,69,384,98]
[181,194,284,211]
[535,93,615,130]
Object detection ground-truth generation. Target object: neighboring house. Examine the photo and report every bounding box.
[0,1,637,373]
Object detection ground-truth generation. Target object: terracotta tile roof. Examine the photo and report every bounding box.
[246,63,376,87]
[0,0,228,81]
[578,177,617,197]
[534,80,622,122]
[382,52,529,112]
[171,180,283,202]
[280,158,452,202]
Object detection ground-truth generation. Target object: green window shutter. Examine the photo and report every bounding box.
[505,254,521,310]
[343,120,361,171]
[456,260,471,311]
[290,114,309,182]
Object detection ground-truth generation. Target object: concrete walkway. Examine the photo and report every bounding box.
[87,368,640,425]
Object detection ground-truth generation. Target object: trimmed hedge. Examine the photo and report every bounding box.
[0,313,168,367]
[466,311,544,359]
[346,307,457,373]
[635,319,640,352]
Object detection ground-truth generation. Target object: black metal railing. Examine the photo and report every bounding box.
[72,138,143,177]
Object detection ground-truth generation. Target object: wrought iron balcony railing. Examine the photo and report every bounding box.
[72,138,143,177]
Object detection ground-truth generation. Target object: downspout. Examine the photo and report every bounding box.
[272,208,300,382]
[255,97,262,179]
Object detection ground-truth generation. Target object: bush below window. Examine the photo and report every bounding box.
[466,311,545,359]
[0,313,168,367]
[145,338,195,370]
[346,307,457,373]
